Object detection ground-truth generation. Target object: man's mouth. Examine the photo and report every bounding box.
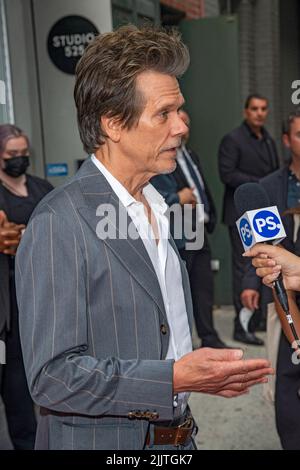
[162,143,181,153]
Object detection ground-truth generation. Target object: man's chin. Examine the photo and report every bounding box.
[159,160,177,175]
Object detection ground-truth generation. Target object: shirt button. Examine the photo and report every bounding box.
[160,324,167,335]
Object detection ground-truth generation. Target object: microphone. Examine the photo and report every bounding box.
[234,183,286,251]
[234,183,299,345]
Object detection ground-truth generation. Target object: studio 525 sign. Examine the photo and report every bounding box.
[47,15,99,75]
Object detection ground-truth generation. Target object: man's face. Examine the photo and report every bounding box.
[0,136,29,169]
[283,117,300,160]
[118,71,188,176]
[244,98,269,129]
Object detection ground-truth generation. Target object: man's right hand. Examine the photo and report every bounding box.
[178,187,197,207]
[0,211,25,255]
[173,348,273,398]
[241,289,260,311]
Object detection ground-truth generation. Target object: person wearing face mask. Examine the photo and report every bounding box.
[0,124,53,449]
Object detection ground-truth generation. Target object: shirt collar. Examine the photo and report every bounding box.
[243,120,267,140]
[91,154,168,214]
[288,167,300,182]
[177,144,188,161]
[91,154,136,208]
[143,183,168,215]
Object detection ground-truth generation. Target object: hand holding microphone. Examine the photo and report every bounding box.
[244,243,300,291]
[234,182,299,345]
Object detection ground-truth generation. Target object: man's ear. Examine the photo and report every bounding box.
[282,133,290,149]
[100,115,122,142]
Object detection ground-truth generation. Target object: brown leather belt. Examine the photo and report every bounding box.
[146,416,194,446]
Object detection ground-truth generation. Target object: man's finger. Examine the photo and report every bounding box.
[222,367,274,386]
[219,377,268,393]
[204,348,244,362]
[225,358,272,376]
[216,389,250,398]
[243,377,269,388]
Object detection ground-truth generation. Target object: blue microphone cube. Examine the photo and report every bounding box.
[236,206,286,251]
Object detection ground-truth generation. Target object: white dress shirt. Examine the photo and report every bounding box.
[91,155,192,415]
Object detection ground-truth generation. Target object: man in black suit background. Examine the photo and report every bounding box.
[152,111,226,349]
[218,94,279,345]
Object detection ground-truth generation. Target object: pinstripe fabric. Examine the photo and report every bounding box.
[15,157,194,450]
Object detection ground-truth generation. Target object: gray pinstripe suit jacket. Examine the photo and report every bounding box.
[15,157,194,450]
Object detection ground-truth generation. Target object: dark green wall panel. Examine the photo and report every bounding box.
[180,16,241,304]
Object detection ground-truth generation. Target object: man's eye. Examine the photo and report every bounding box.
[160,111,168,119]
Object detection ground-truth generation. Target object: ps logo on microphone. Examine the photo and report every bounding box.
[253,210,281,238]
[236,205,286,251]
[239,218,253,247]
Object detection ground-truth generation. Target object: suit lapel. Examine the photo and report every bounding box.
[173,160,189,190]
[263,167,293,241]
[76,159,167,320]
[242,123,272,166]
[265,138,278,171]
[278,167,293,239]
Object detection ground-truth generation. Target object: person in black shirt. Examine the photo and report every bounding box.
[0,124,53,449]
[218,94,279,345]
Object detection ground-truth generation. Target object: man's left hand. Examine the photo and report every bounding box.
[241,289,260,310]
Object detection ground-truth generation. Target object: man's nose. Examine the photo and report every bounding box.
[173,114,189,136]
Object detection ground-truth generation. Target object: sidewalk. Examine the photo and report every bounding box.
[189,306,282,450]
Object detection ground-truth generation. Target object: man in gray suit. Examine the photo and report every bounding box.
[15,25,273,450]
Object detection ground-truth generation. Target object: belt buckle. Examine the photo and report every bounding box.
[174,417,193,447]
[179,416,193,429]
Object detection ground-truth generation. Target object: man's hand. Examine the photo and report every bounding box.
[173,348,274,398]
[241,289,260,310]
[244,243,300,291]
[0,210,25,255]
[178,187,197,208]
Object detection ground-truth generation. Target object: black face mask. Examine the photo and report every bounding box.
[3,155,30,177]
